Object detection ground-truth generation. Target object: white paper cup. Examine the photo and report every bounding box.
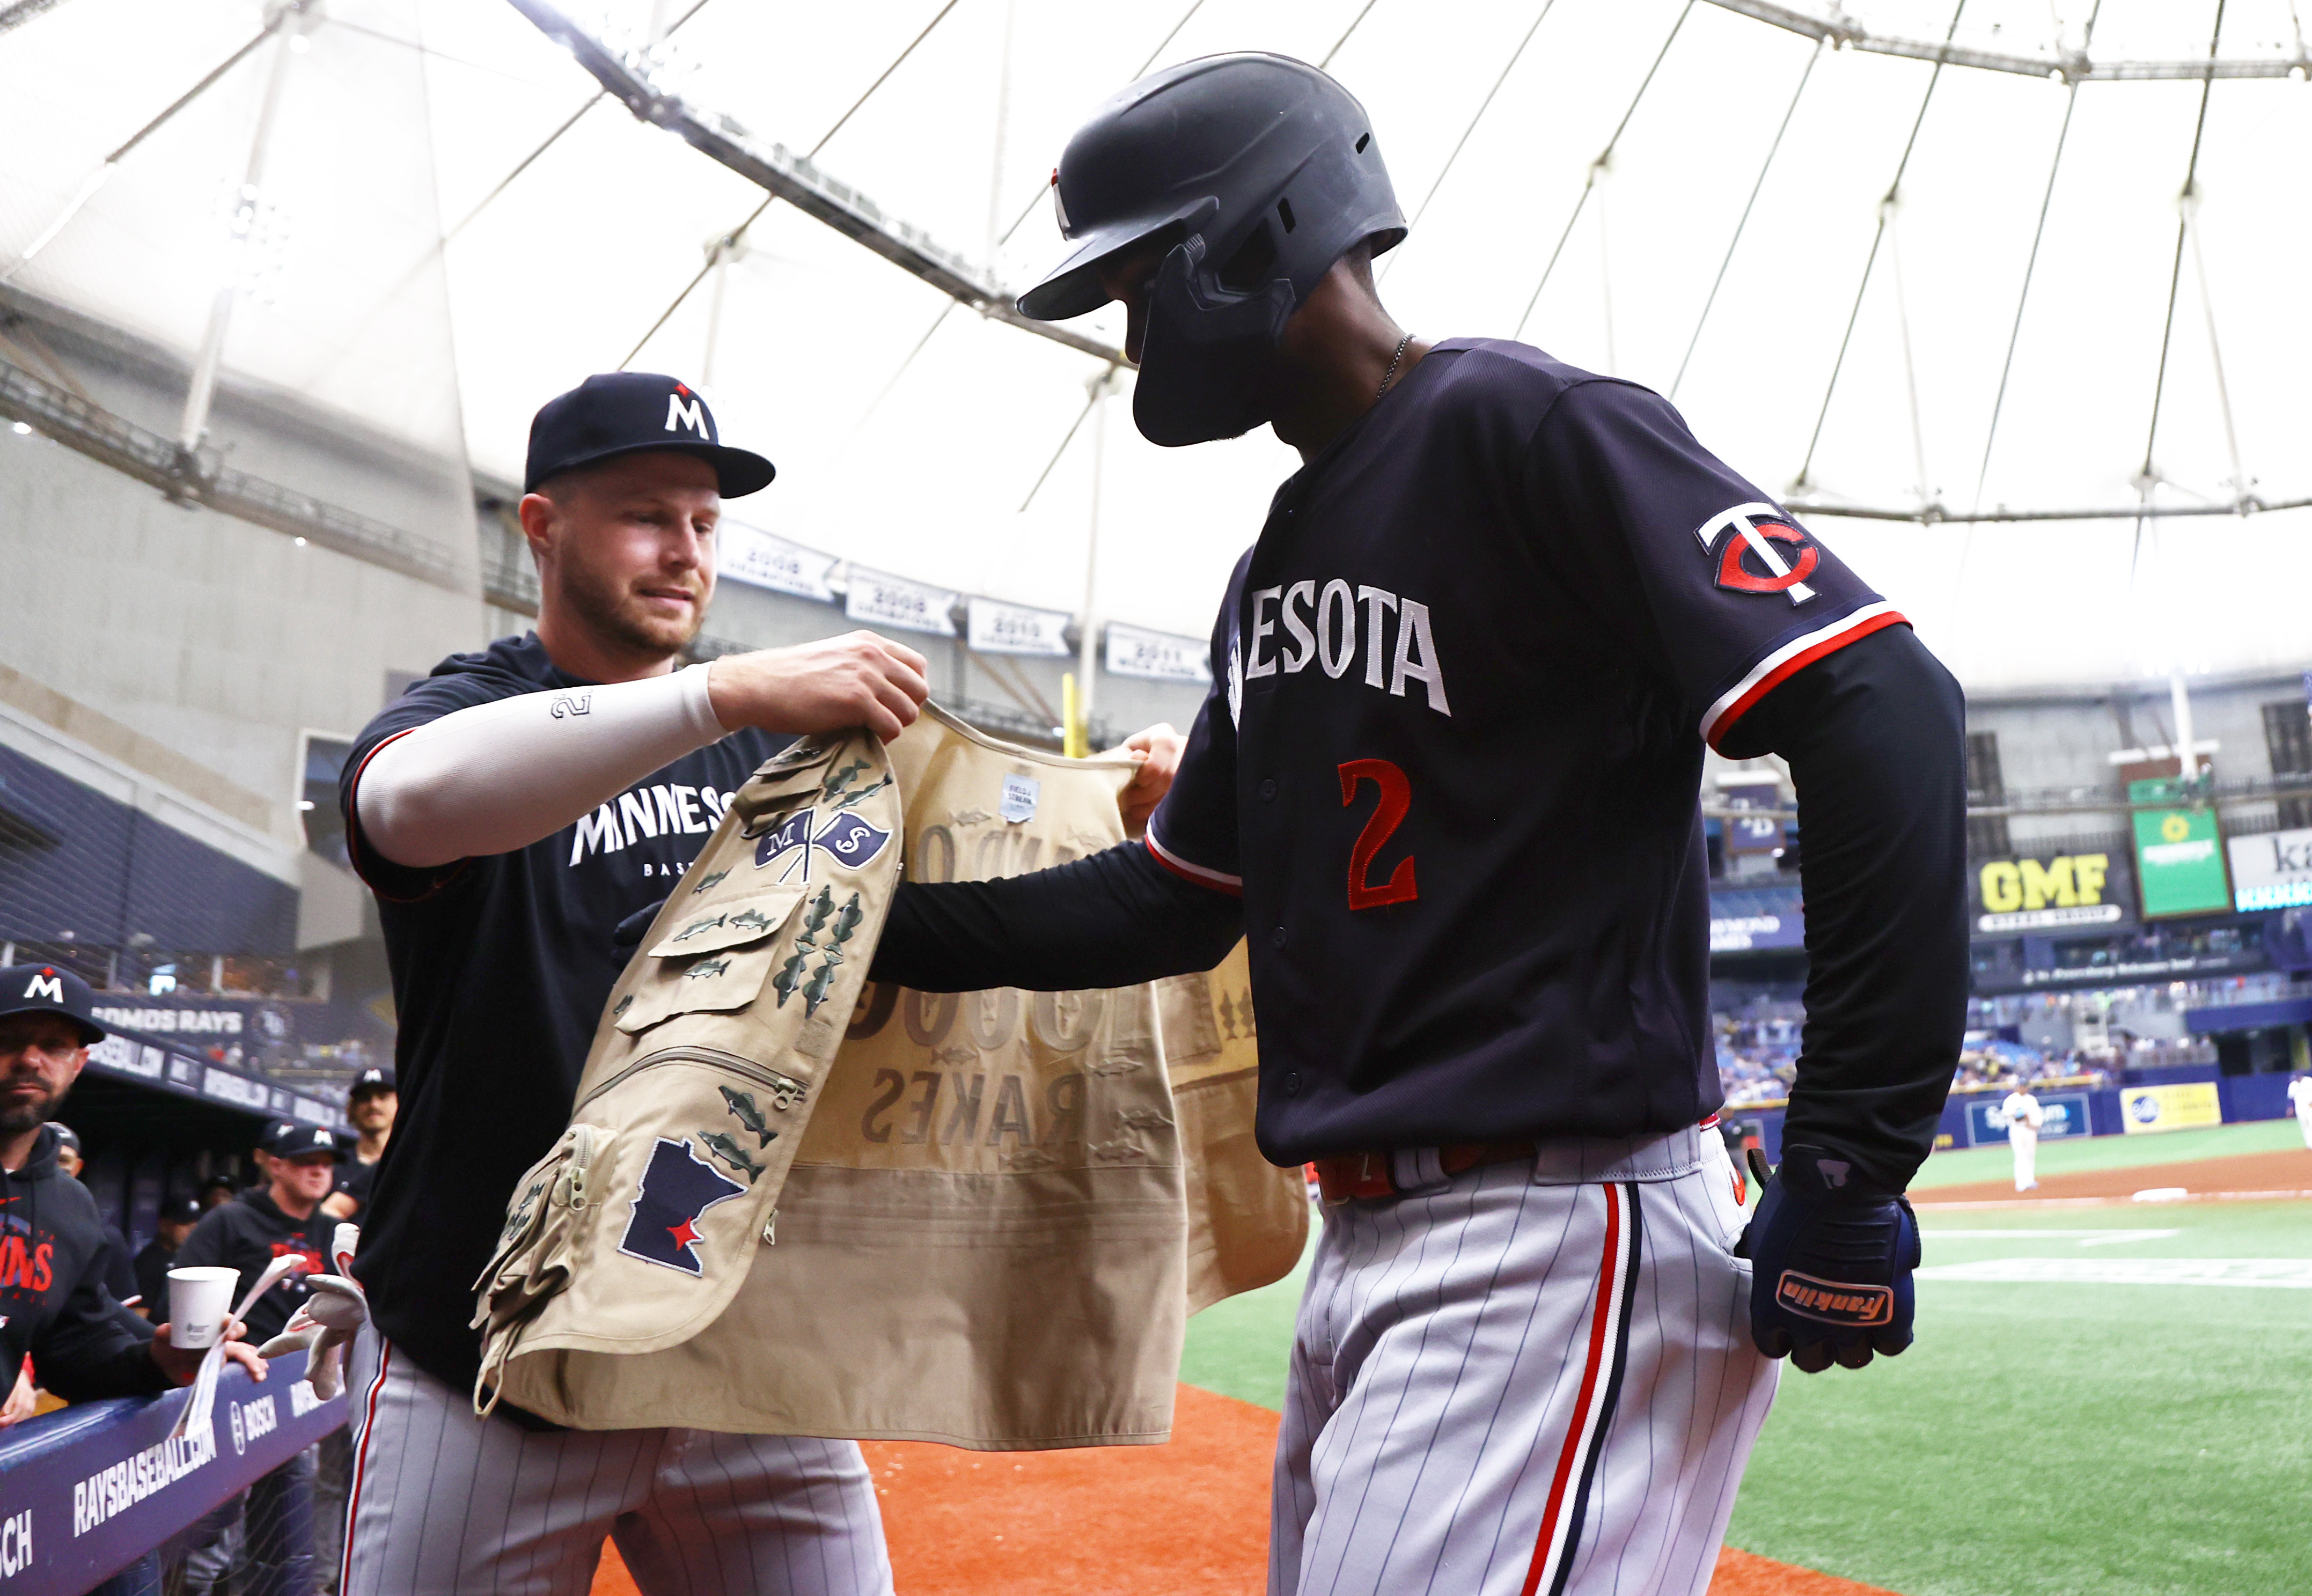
[168,1266,240,1349]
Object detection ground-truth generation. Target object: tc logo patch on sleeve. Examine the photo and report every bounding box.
[619,1137,747,1276]
[1695,503,1820,605]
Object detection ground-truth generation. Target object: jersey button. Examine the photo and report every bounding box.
[1271,925,1288,948]
[1259,779,1277,801]
[1281,1070,1301,1096]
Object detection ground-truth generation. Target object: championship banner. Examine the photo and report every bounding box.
[2120,1082,2223,1134]
[2229,826,2312,912]
[1105,622,1210,684]
[845,566,959,637]
[1973,851,2132,936]
[966,596,1073,657]
[716,522,841,601]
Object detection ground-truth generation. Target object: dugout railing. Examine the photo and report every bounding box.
[0,1349,347,1595]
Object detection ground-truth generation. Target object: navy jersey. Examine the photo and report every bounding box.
[340,633,785,1395]
[1143,339,1904,1164]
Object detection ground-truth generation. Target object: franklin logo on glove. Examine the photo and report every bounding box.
[1738,1146,1921,1373]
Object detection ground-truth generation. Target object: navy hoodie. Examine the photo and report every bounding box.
[0,1124,165,1402]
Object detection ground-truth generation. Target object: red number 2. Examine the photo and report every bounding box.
[1338,759,1418,910]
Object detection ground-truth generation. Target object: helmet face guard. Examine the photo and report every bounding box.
[1134,234,1295,447]
[1019,54,1406,447]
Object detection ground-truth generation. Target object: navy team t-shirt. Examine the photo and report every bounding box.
[340,633,784,1395]
[1142,339,1904,1165]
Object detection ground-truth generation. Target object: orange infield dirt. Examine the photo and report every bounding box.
[586,1383,1895,1595]
[1917,1146,2312,1208]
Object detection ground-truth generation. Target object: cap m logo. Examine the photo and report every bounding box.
[1695,502,1819,606]
[24,973,62,1004]
[665,392,710,439]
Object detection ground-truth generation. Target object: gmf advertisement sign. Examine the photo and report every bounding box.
[2119,1082,2222,1135]
[1973,854,2128,936]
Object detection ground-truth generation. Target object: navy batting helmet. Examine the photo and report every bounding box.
[1018,54,1404,447]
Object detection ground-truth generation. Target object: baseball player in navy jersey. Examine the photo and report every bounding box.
[868,55,1967,1596]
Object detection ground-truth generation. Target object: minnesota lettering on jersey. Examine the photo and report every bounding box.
[571,782,738,865]
[1241,579,1450,716]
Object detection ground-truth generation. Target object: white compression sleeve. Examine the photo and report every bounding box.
[355,664,730,869]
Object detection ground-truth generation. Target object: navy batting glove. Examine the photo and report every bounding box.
[1736,1144,1920,1373]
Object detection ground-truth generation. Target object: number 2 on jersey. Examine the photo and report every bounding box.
[1338,759,1418,910]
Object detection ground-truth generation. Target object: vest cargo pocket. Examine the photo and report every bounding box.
[472,1120,608,1414]
[614,884,812,1035]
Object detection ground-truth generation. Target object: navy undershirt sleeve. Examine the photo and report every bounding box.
[1718,623,1969,1190]
[869,842,1244,992]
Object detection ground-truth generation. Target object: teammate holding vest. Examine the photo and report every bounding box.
[867,55,1968,1596]
[334,374,1182,1595]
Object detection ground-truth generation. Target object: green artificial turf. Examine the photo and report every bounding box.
[1727,1200,2312,1596]
[1176,1144,2312,1595]
[1178,1217,1315,1413]
[1910,1118,2307,1188]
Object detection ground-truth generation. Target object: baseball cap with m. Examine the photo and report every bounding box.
[260,1122,346,1162]
[524,372,775,497]
[0,964,105,1045]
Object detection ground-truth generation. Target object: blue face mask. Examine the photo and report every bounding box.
[1132,233,1297,448]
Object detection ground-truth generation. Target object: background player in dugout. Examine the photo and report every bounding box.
[868,55,1968,1596]
[333,373,1185,1596]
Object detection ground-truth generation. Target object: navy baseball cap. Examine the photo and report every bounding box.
[260,1122,345,1161]
[160,1197,203,1225]
[0,964,105,1045]
[348,1066,397,1100]
[524,372,774,497]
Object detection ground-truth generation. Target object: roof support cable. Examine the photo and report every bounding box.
[1384,0,1561,280]
[1887,214,1929,505]
[1,20,279,282]
[1320,0,1383,68]
[1017,378,1110,514]
[0,0,75,37]
[2133,0,2229,561]
[993,0,1213,251]
[1596,176,1617,375]
[2187,202,2247,498]
[1970,1,2100,515]
[1513,1,1696,342]
[1792,0,1970,494]
[619,0,965,369]
[441,0,716,250]
[1670,35,1821,400]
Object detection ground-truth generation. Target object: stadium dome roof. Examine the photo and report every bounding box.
[4,0,2308,690]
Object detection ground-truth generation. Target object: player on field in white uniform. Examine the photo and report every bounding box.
[2001,1083,2045,1191]
[2287,1071,2312,1150]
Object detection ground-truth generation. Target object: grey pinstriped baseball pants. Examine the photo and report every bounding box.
[1272,1127,1778,1596]
[339,1334,892,1596]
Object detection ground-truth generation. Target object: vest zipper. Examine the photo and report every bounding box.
[573,1044,809,1115]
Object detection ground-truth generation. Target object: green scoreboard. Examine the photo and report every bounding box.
[2128,778,2232,919]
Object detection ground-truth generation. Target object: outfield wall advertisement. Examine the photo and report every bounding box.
[1965,1091,2092,1146]
[2120,1082,2224,1134]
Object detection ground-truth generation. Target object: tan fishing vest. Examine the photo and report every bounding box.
[475,705,1304,1446]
